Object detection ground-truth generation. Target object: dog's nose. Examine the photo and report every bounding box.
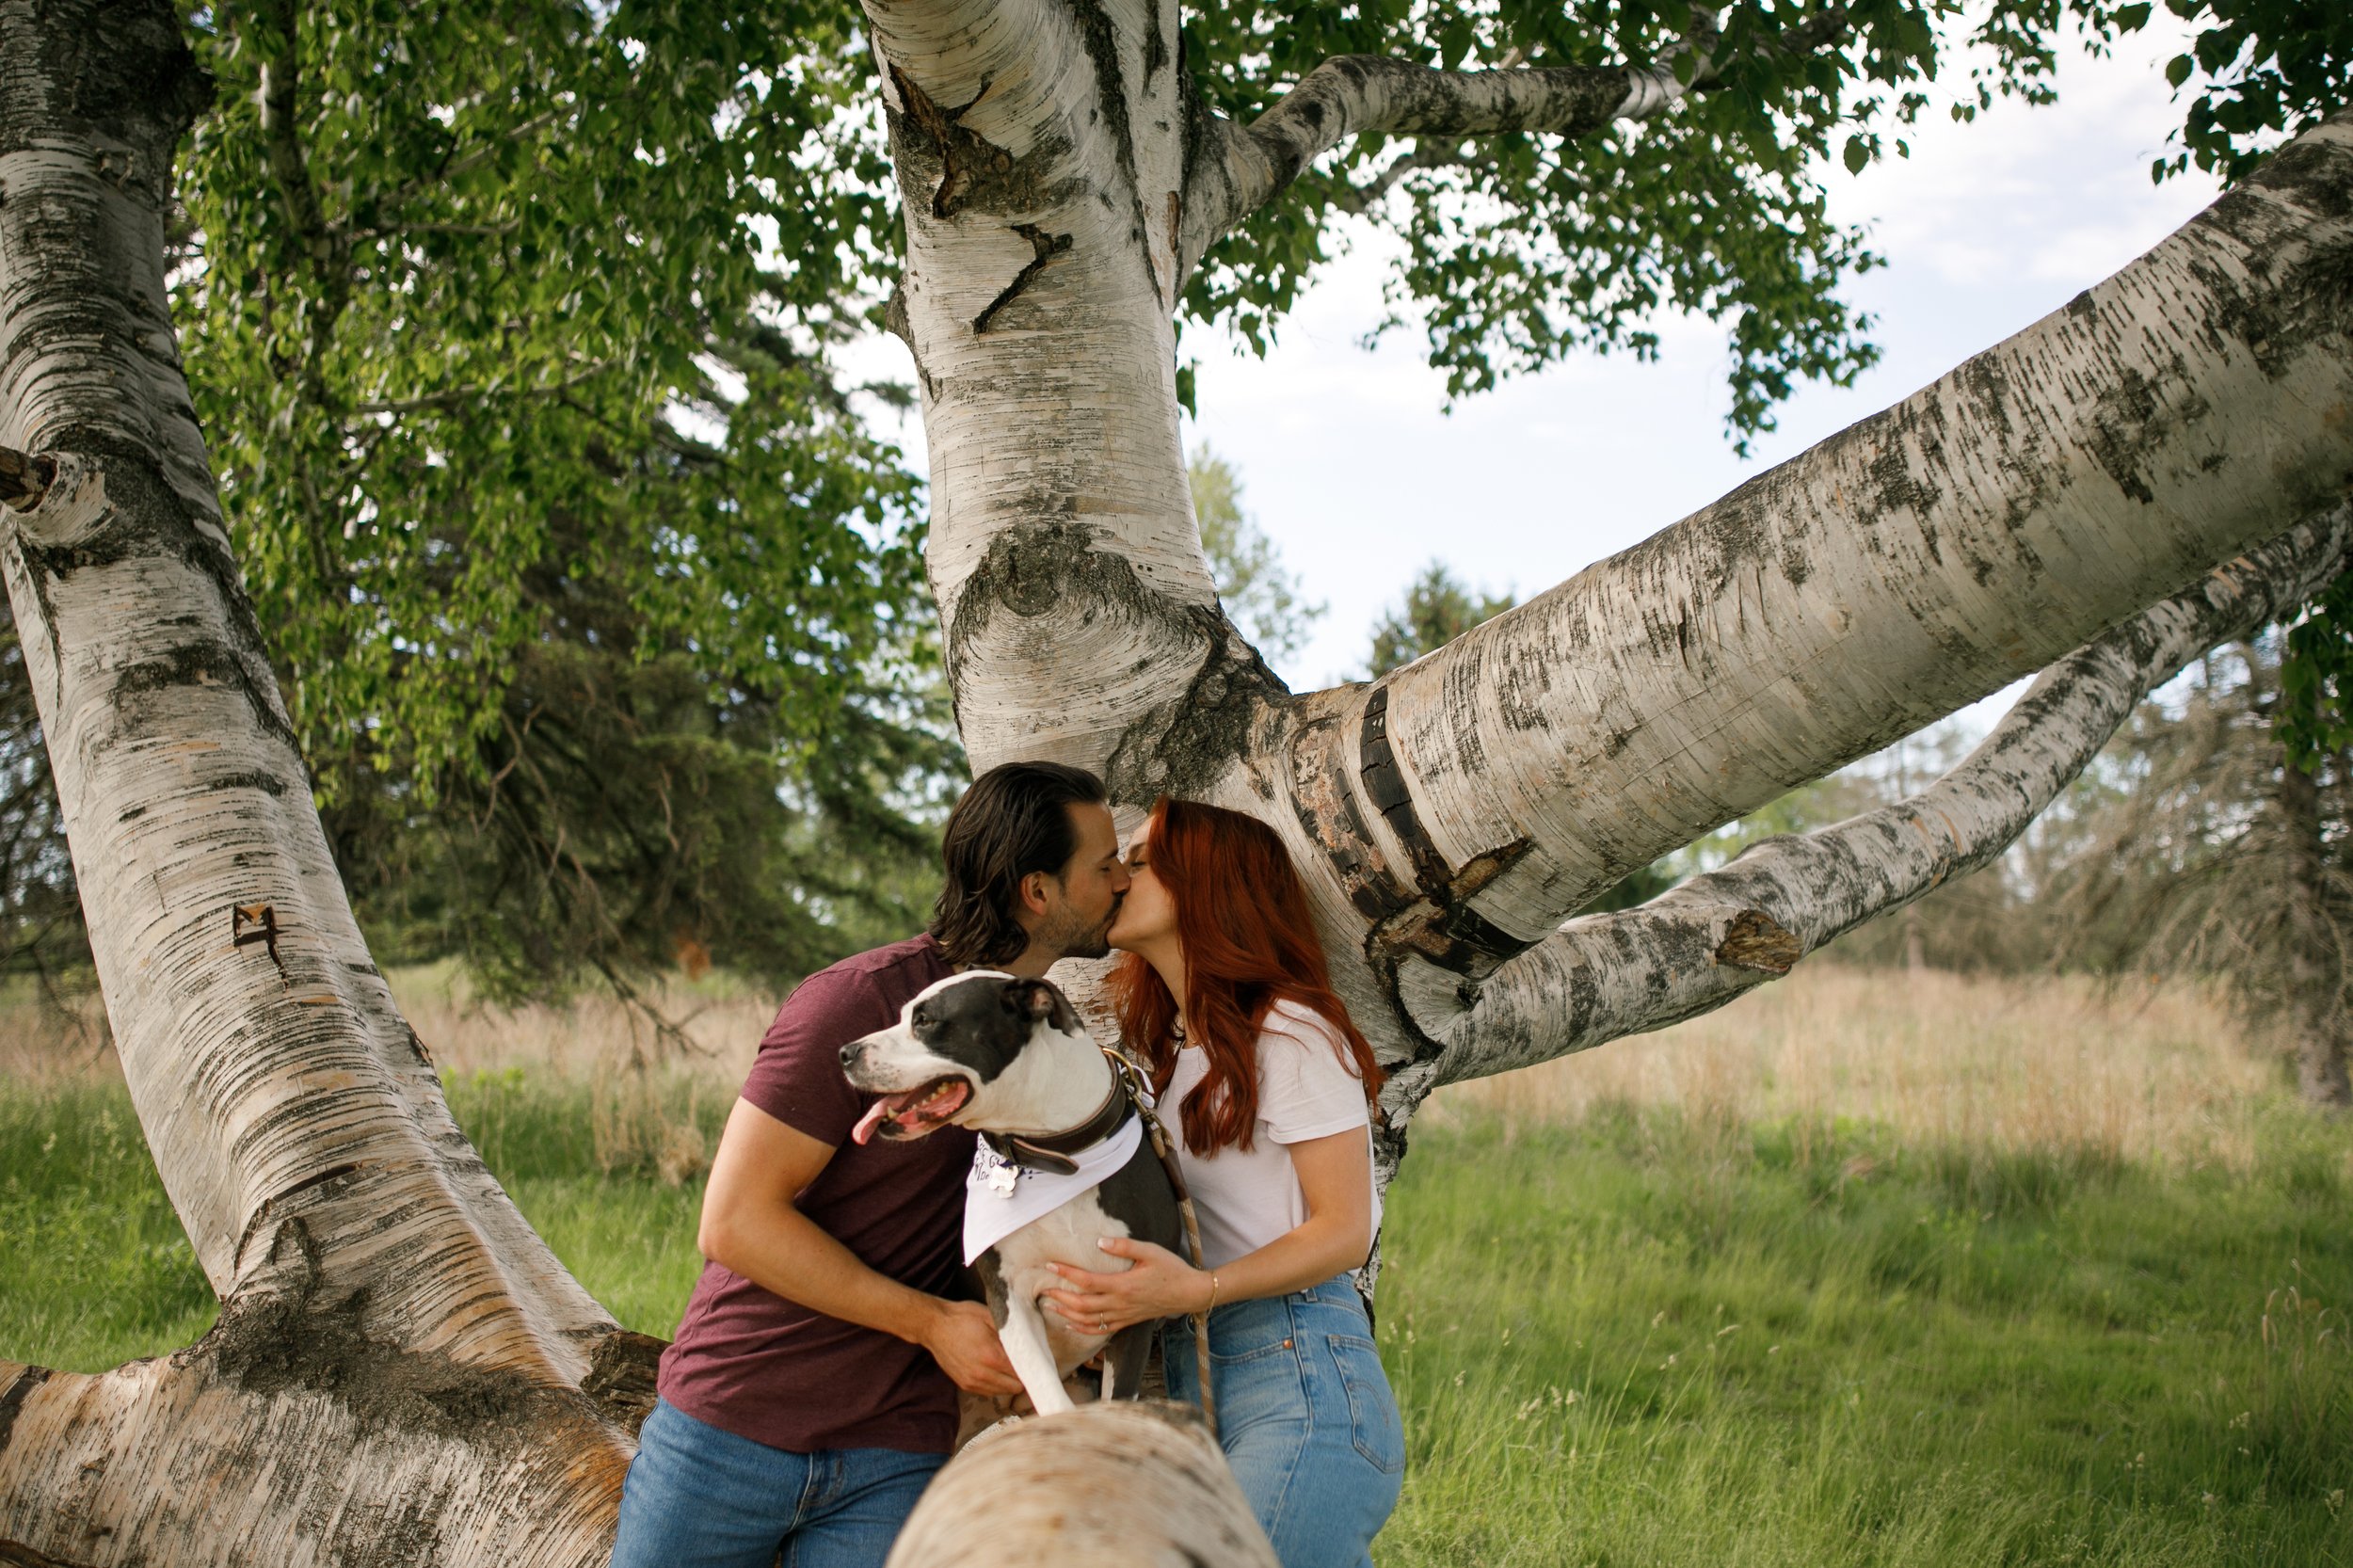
[839,1042,857,1067]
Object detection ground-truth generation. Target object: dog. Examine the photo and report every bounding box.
[839,971,1183,1418]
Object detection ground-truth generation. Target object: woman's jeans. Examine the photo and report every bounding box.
[608,1399,945,1568]
[1162,1274,1406,1568]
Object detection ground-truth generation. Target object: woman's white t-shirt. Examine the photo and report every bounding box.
[1162,999,1379,1270]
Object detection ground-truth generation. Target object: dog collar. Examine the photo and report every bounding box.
[981,1053,1138,1176]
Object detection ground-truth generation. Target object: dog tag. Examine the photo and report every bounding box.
[973,1142,1021,1195]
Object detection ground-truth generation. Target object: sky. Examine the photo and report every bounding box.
[854,17,2229,733]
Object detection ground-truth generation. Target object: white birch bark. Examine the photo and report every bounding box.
[0,4,654,1563]
[886,1402,1277,1568]
[872,0,1260,786]
[1221,114,2353,1063]
[877,0,2353,1075]
[1382,504,2353,1112]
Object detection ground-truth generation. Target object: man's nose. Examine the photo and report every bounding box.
[1111,861,1133,891]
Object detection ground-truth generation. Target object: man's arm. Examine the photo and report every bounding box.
[696,1096,1022,1398]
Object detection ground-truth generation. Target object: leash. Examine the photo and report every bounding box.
[1098,1044,1219,1439]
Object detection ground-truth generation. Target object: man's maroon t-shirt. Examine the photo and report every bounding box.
[656,934,972,1453]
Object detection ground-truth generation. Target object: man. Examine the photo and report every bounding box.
[609,760,1131,1568]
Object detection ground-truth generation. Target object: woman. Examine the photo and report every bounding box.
[1041,797,1403,1568]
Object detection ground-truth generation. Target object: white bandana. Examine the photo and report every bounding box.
[961,1114,1146,1265]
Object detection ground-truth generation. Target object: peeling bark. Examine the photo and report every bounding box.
[1383,506,2353,1110]
[0,3,642,1561]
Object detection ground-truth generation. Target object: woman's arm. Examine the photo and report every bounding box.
[1039,1126,1372,1333]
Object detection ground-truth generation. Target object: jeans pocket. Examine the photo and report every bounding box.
[1326,1334,1404,1475]
[1198,1306,1306,1441]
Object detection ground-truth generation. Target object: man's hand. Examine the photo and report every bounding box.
[701,1099,1021,1400]
[919,1299,1024,1397]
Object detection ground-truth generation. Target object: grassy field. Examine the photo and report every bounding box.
[3,966,2349,1563]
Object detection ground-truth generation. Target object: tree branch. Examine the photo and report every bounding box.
[1177,3,1848,279]
[1244,111,2353,1063]
[1179,56,1644,278]
[1331,140,1501,214]
[1386,504,2353,1111]
[382,109,565,209]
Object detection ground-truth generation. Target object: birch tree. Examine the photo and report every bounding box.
[3,0,2352,1563]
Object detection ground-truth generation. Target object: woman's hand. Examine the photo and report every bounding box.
[1040,1237,1211,1336]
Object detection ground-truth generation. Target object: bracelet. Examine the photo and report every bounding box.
[1203,1272,1222,1315]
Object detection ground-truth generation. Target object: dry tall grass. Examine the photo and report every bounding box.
[390,962,779,1087]
[391,965,779,1186]
[1,961,2301,1177]
[0,986,110,1087]
[1424,964,2287,1171]
[0,965,787,1186]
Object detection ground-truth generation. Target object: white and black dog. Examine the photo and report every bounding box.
[839,971,1183,1416]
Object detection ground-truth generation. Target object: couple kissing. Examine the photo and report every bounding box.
[609,761,1401,1568]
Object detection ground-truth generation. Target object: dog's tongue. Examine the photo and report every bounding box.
[851,1096,898,1145]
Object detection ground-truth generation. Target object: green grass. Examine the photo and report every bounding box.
[1377,1103,2353,1566]
[4,1075,2348,1564]
[0,1082,216,1369]
[437,1065,723,1337]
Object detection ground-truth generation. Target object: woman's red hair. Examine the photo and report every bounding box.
[1110,797,1383,1156]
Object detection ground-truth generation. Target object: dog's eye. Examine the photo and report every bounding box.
[911,1009,934,1031]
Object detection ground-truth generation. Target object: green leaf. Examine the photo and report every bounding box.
[1844,135,1871,174]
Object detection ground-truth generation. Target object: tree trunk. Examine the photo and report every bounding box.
[2275,736,2353,1107]
[0,5,654,1564]
[878,0,2353,1079]
[8,0,2353,1560]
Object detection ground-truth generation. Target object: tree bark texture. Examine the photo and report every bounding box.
[882,0,2353,1081]
[883,1402,1277,1568]
[1384,506,2353,1108]
[0,4,653,1564]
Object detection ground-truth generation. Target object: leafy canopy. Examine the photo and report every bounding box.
[177,0,919,796]
[164,0,957,993]
[1181,0,2159,447]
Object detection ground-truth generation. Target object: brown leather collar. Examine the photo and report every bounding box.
[981,1052,1138,1176]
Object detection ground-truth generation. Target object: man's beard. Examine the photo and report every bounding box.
[1041,896,1121,962]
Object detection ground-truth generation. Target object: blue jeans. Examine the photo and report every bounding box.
[608,1400,945,1568]
[1163,1274,1405,1568]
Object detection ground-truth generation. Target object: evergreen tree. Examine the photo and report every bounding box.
[1366,563,1515,677]
[1188,446,1324,665]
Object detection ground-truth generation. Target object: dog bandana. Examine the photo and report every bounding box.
[961,1114,1146,1264]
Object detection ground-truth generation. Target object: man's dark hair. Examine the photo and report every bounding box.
[931,760,1110,968]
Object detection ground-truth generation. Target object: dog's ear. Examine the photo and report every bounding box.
[1003,978,1083,1035]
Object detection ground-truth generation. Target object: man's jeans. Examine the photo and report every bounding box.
[608,1399,945,1568]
